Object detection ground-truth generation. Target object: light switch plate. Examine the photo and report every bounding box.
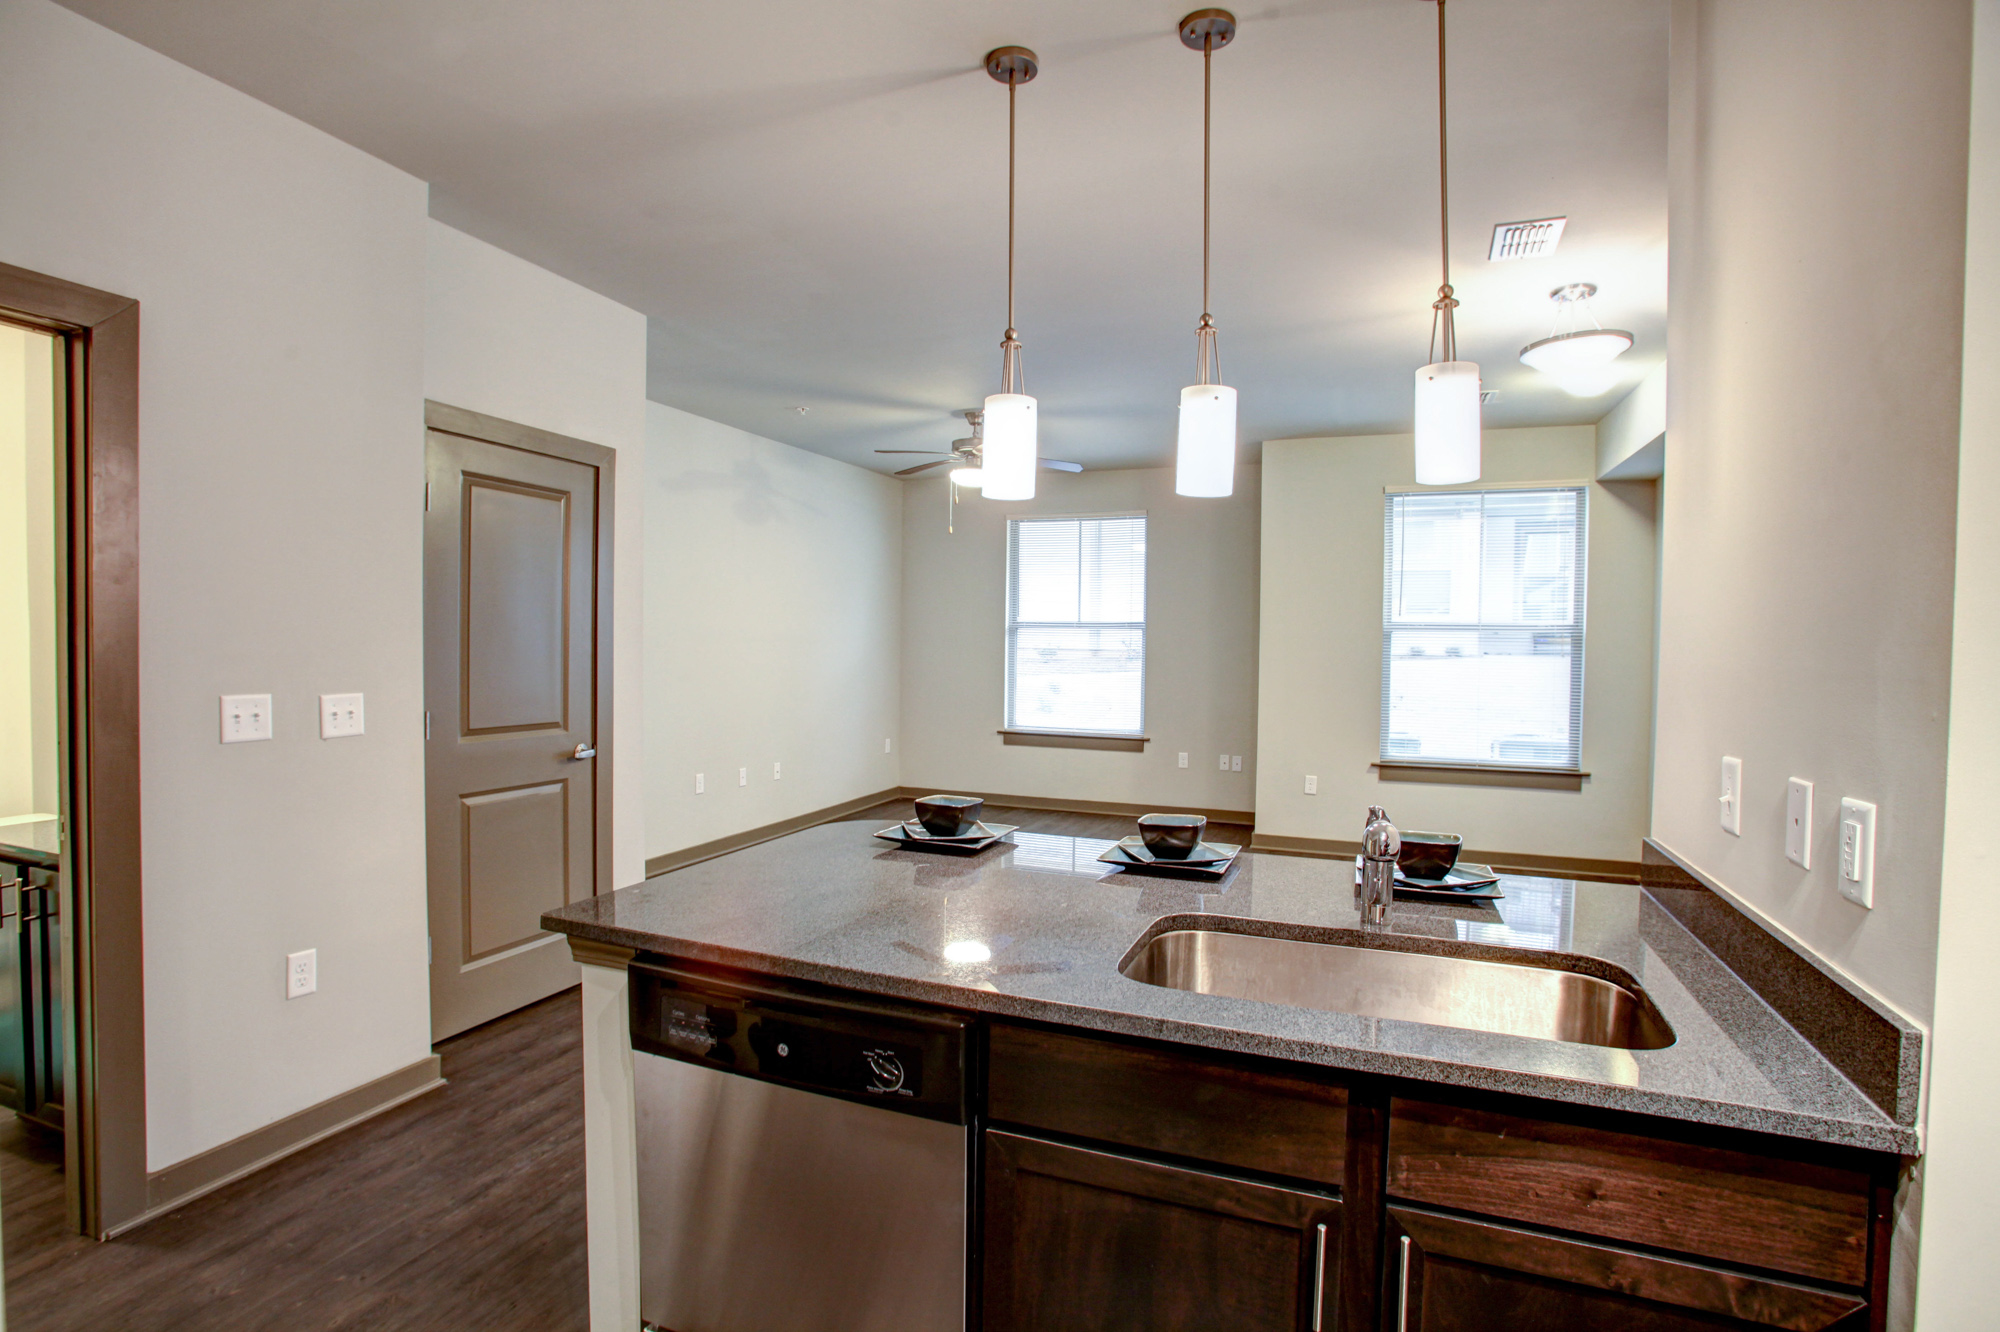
[1785,778,1812,868]
[738,767,748,787]
[319,692,364,739]
[695,773,705,794]
[1231,755,1243,772]
[773,762,782,780]
[1177,752,1188,768]
[1218,754,1228,771]
[1305,775,1318,795]
[1838,797,1877,908]
[221,694,273,744]
[1718,756,1743,835]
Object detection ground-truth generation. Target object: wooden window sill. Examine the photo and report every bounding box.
[999,729,1149,753]
[1374,761,1587,791]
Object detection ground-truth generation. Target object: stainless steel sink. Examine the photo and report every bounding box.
[1119,926,1675,1050]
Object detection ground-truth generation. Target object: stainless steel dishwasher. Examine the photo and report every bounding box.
[630,959,971,1332]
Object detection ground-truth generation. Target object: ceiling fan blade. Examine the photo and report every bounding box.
[895,458,957,476]
[1038,459,1084,472]
[876,449,950,455]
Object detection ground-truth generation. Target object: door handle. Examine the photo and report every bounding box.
[1395,1232,1412,1332]
[571,743,596,761]
[1311,1221,1328,1331]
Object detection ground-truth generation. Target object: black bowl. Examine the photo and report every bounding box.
[1397,831,1463,881]
[914,794,985,838]
[1137,813,1208,860]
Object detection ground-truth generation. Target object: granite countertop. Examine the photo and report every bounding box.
[545,820,1916,1155]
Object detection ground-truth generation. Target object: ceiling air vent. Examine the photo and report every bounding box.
[1488,217,1567,261]
[1479,389,1499,404]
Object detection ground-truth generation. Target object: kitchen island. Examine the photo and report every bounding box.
[544,818,1916,1331]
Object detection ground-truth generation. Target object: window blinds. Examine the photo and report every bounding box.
[1380,487,1587,770]
[1006,515,1147,735]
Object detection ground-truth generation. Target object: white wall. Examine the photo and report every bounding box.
[1918,1,2000,1323]
[1654,0,1970,1026]
[1597,362,1666,480]
[0,0,433,1169]
[900,467,1260,816]
[1255,427,1656,863]
[0,323,59,820]
[644,402,901,857]
[424,220,649,890]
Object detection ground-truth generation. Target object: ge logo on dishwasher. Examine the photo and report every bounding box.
[862,1049,908,1094]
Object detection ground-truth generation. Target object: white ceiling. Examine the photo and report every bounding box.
[55,0,1668,473]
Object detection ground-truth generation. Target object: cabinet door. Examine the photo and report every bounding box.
[1385,1208,1868,1332]
[983,1129,1339,1332]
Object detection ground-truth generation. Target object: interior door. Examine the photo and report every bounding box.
[425,424,601,1040]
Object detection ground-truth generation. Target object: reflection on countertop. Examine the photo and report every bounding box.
[545,819,1914,1154]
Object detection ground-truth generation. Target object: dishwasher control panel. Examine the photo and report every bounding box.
[629,959,970,1124]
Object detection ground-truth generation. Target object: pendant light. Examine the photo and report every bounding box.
[1520,283,1633,397]
[981,46,1039,502]
[1413,0,1480,486]
[1175,9,1238,499]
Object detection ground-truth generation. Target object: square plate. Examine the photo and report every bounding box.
[1099,841,1240,877]
[1357,858,1505,900]
[899,820,1005,843]
[874,822,1017,854]
[1112,835,1238,866]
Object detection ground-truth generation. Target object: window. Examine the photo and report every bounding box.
[1381,487,1586,770]
[1006,515,1146,735]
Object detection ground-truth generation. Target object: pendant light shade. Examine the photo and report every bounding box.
[1174,9,1238,499]
[1176,384,1237,497]
[1519,284,1633,398]
[1413,362,1481,484]
[980,394,1037,500]
[1413,0,1479,484]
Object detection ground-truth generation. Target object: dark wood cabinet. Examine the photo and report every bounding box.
[1384,1207,1868,1332]
[982,1129,1340,1332]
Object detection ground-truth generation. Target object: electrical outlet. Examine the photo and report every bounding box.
[695,772,705,794]
[1785,778,1813,868]
[221,694,273,744]
[1838,797,1877,908]
[1718,756,1743,835]
[738,767,748,787]
[1231,755,1243,772]
[1177,752,1188,768]
[1305,775,1318,795]
[286,949,316,999]
[319,692,364,739]
[773,761,782,780]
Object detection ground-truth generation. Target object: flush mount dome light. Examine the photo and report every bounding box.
[1520,283,1633,397]
[949,466,986,489]
[942,940,992,964]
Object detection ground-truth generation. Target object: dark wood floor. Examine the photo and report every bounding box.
[1,988,588,1332]
[0,804,1211,1330]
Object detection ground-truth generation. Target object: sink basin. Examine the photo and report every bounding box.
[1119,926,1675,1050]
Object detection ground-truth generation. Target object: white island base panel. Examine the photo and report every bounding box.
[580,959,641,1332]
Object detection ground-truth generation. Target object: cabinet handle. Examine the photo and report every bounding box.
[1395,1233,1412,1332]
[1311,1221,1328,1331]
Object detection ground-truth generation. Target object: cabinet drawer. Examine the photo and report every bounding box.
[1386,1099,1872,1287]
[987,1022,1347,1187]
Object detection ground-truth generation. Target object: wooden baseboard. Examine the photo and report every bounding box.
[119,1055,445,1237]
[1248,832,1642,884]
[645,787,906,879]
[900,787,1255,827]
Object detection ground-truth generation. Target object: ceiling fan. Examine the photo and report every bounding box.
[876,410,1083,478]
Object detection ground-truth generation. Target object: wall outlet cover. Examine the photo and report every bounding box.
[1305,775,1318,795]
[286,948,316,999]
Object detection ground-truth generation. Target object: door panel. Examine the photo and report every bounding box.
[463,477,569,733]
[983,1129,1339,1332]
[426,427,600,1039]
[461,781,570,959]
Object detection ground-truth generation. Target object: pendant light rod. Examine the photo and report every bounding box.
[1180,9,1235,385]
[1429,0,1457,365]
[986,46,1037,395]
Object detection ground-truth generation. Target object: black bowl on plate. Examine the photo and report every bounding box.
[914,794,985,838]
[1397,830,1463,881]
[1137,813,1208,860]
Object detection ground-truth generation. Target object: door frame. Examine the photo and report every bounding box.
[0,260,144,1238]
[423,400,616,899]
